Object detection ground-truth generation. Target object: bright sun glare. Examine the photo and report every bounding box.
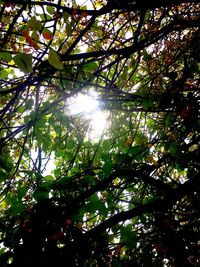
[68,94,99,115]
[43,94,108,176]
[67,93,108,141]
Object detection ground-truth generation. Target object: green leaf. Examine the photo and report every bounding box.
[65,22,72,34]
[0,69,8,79]
[46,5,54,14]
[62,11,70,21]
[0,52,12,62]
[40,13,51,20]
[42,137,51,152]
[130,71,137,82]
[87,194,108,216]
[31,30,39,41]
[169,141,180,158]
[83,174,93,185]
[44,175,55,181]
[18,186,27,199]
[52,176,71,190]
[33,182,50,200]
[8,200,25,215]
[142,98,154,109]
[164,113,174,127]
[13,53,33,73]
[84,61,98,71]
[0,247,7,257]
[71,207,85,222]
[135,132,148,145]
[102,157,112,177]
[129,145,147,160]
[120,224,137,249]
[142,50,152,61]
[25,99,34,109]
[67,139,76,150]
[27,16,42,31]
[111,224,120,234]
[0,151,13,172]
[4,231,20,247]
[48,49,64,70]
[0,168,7,182]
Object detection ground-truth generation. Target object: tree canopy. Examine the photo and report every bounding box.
[0,0,199,266]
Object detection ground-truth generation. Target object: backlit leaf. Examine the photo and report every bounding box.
[0,168,6,182]
[42,28,53,40]
[0,52,12,62]
[48,49,64,70]
[120,224,137,248]
[27,16,42,31]
[13,53,33,73]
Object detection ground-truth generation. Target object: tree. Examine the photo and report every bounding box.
[0,0,199,266]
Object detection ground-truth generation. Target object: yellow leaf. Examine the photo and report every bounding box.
[48,49,64,70]
[146,155,153,162]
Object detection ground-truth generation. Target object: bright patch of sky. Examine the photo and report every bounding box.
[76,0,93,8]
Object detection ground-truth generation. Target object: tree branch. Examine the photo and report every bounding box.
[72,166,172,206]
[85,198,167,238]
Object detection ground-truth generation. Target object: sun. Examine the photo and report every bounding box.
[42,93,108,176]
[68,93,99,115]
[67,93,108,140]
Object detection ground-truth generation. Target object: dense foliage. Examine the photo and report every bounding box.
[0,0,199,266]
